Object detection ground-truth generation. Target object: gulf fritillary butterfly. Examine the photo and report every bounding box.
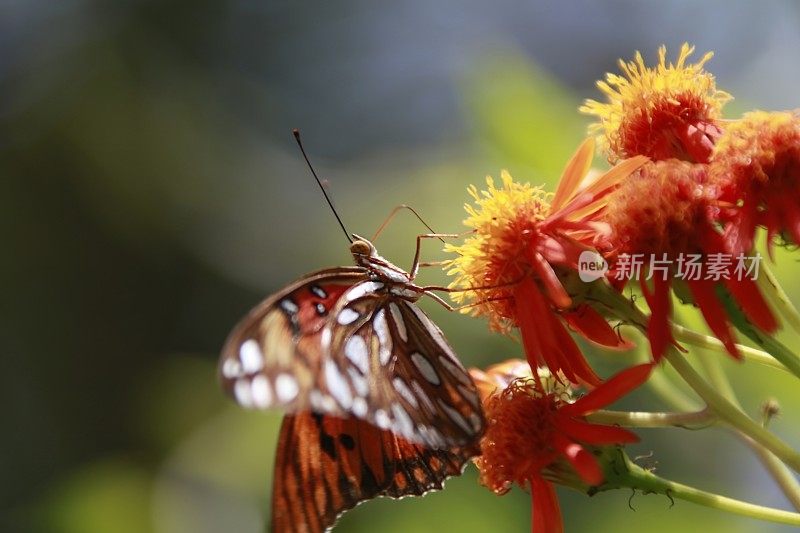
[218,132,485,532]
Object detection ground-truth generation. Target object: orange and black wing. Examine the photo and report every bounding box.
[270,412,474,533]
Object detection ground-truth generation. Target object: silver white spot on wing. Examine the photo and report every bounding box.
[221,358,242,379]
[347,367,369,397]
[411,352,440,385]
[280,298,299,314]
[275,374,299,403]
[439,355,469,384]
[389,302,408,341]
[352,397,368,417]
[409,304,456,358]
[239,339,264,374]
[418,425,445,448]
[469,413,483,432]
[325,360,353,409]
[393,377,418,408]
[251,375,272,408]
[391,403,415,437]
[337,308,360,325]
[309,390,324,410]
[373,309,393,365]
[345,335,369,373]
[234,379,254,408]
[438,399,473,435]
[411,380,436,414]
[374,409,391,429]
[459,384,481,408]
[343,281,384,303]
[310,285,327,299]
[320,327,332,350]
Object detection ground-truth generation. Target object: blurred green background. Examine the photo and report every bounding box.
[4,1,800,532]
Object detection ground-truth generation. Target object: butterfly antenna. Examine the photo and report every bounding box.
[292,129,352,243]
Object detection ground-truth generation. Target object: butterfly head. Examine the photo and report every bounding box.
[350,234,412,282]
[349,235,378,260]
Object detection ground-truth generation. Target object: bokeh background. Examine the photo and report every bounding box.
[4,1,800,532]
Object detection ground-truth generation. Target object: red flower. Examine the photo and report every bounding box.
[603,160,778,359]
[470,361,653,533]
[710,110,800,255]
[446,139,647,386]
[581,43,729,164]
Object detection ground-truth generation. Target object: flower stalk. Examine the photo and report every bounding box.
[757,261,800,335]
[597,450,800,526]
[586,408,714,429]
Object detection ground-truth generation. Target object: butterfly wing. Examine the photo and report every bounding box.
[270,412,473,533]
[323,288,485,448]
[221,270,484,448]
[218,267,367,413]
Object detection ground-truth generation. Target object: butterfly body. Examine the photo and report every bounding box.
[219,235,484,531]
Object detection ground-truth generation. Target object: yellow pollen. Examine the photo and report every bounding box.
[444,171,552,333]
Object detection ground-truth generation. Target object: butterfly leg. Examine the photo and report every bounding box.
[409,231,476,280]
[424,291,510,312]
[419,275,526,294]
[416,260,449,268]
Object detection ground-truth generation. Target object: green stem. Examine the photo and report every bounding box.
[587,408,714,429]
[671,323,788,373]
[758,261,800,335]
[739,433,800,512]
[622,458,800,526]
[666,351,800,473]
[687,319,800,511]
[719,285,800,380]
[644,358,701,412]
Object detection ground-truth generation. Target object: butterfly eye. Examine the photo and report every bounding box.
[349,239,373,257]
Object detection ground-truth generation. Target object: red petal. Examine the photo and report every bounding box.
[723,278,778,333]
[564,305,632,349]
[554,435,604,486]
[531,477,564,533]
[643,276,673,360]
[547,190,595,225]
[687,279,740,358]
[515,279,549,371]
[562,363,653,415]
[577,155,649,207]
[549,313,601,386]
[531,251,572,309]
[550,137,595,213]
[555,416,640,444]
[725,200,757,256]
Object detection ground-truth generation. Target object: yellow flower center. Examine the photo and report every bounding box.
[445,171,552,332]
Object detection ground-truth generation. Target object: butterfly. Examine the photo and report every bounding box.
[218,234,485,532]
